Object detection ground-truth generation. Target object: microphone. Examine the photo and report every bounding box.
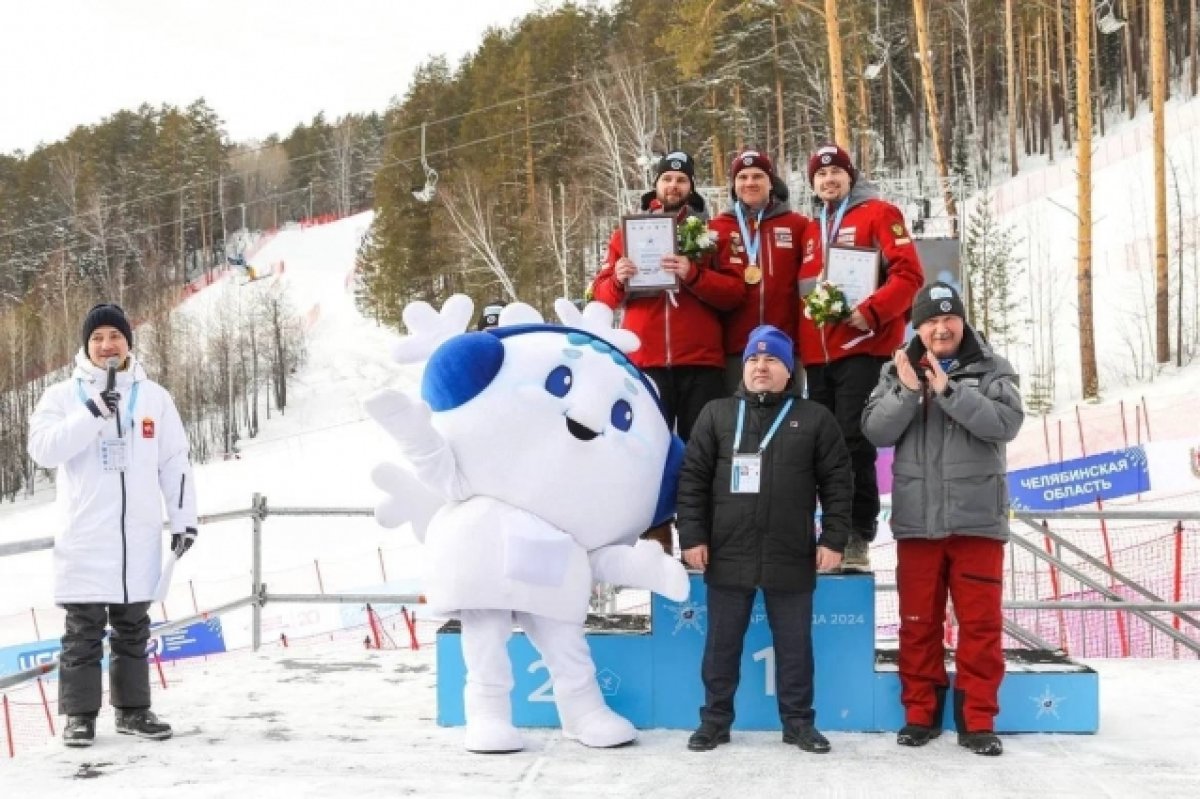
[105,356,120,393]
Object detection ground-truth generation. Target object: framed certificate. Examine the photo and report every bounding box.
[622,213,678,293]
[825,245,880,308]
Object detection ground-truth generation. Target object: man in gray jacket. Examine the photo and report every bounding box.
[862,283,1023,757]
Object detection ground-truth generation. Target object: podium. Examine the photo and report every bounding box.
[436,573,1098,732]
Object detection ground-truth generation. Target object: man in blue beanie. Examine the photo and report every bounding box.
[676,324,853,754]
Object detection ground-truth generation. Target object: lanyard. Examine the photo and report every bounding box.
[734,202,766,267]
[77,378,140,430]
[733,397,794,455]
[819,197,850,265]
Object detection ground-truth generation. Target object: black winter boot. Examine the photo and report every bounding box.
[115,708,173,740]
[958,731,1003,756]
[63,716,96,747]
[783,722,831,754]
[896,723,942,746]
[687,723,730,751]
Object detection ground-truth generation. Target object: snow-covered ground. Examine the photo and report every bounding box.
[1,639,1198,797]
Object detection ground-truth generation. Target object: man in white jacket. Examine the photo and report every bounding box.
[28,303,198,748]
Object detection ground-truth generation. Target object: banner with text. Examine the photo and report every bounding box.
[1008,447,1150,510]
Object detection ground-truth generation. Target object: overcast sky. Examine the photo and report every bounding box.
[0,0,594,154]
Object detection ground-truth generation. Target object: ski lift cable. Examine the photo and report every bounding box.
[0,30,792,244]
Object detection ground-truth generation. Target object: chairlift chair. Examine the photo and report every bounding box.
[863,0,888,80]
[1095,0,1126,35]
[411,122,439,203]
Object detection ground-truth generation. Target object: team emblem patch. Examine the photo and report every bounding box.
[892,222,906,237]
[743,155,754,166]
[669,159,682,170]
[141,418,155,439]
[821,154,832,165]
[939,300,953,313]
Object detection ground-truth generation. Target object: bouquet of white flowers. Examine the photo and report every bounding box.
[677,216,716,261]
[802,281,852,327]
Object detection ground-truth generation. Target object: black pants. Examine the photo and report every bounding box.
[59,602,153,717]
[699,585,815,728]
[643,365,727,443]
[805,354,888,540]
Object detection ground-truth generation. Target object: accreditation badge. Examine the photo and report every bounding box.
[743,265,762,285]
[731,454,762,493]
[100,438,129,472]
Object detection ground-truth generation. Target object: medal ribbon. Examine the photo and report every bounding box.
[734,202,765,269]
[818,197,850,269]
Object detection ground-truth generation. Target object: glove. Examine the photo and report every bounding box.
[99,389,121,416]
[171,527,197,558]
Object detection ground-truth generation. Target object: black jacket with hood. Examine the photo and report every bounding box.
[676,376,853,592]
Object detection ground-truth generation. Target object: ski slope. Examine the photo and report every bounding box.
[0,213,427,647]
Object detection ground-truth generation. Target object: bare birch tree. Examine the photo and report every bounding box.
[441,177,519,302]
[543,182,584,300]
[580,61,661,211]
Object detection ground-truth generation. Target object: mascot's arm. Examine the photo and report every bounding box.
[589,540,690,602]
[363,388,469,500]
[369,462,445,544]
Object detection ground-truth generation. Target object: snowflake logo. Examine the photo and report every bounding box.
[596,668,622,697]
[1031,686,1067,719]
[1124,446,1148,469]
[668,601,707,636]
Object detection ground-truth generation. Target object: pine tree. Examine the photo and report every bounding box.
[963,199,1024,348]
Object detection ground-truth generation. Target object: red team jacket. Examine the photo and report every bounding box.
[796,184,925,365]
[590,197,745,369]
[708,202,810,356]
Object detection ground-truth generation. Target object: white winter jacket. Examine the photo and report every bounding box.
[28,351,197,605]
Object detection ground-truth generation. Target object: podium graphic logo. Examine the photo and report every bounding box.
[668,601,707,635]
[596,668,622,697]
[1031,686,1066,719]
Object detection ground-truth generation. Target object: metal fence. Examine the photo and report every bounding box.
[2,499,1198,694]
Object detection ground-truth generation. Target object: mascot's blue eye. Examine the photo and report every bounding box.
[610,399,633,432]
[545,365,573,398]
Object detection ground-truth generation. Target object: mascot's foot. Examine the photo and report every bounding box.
[464,718,525,754]
[562,706,638,748]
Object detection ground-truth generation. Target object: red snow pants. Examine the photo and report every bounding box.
[896,535,1005,732]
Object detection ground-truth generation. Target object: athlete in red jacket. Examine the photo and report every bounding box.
[709,150,810,393]
[590,151,744,442]
[796,143,926,571]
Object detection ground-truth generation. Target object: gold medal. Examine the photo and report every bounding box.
[744,265,762,285]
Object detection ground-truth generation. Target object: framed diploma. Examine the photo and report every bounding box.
[622,213,678,293]
[825,245,880,308]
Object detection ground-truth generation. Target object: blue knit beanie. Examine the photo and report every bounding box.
[742,325,795,373]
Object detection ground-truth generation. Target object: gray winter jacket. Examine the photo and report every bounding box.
[861,325,1024,541]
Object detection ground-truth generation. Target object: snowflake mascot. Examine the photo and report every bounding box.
[364,295,689,753]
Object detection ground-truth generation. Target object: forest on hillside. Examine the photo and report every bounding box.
[355,0,1198,327]
[1,0,1197,501]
